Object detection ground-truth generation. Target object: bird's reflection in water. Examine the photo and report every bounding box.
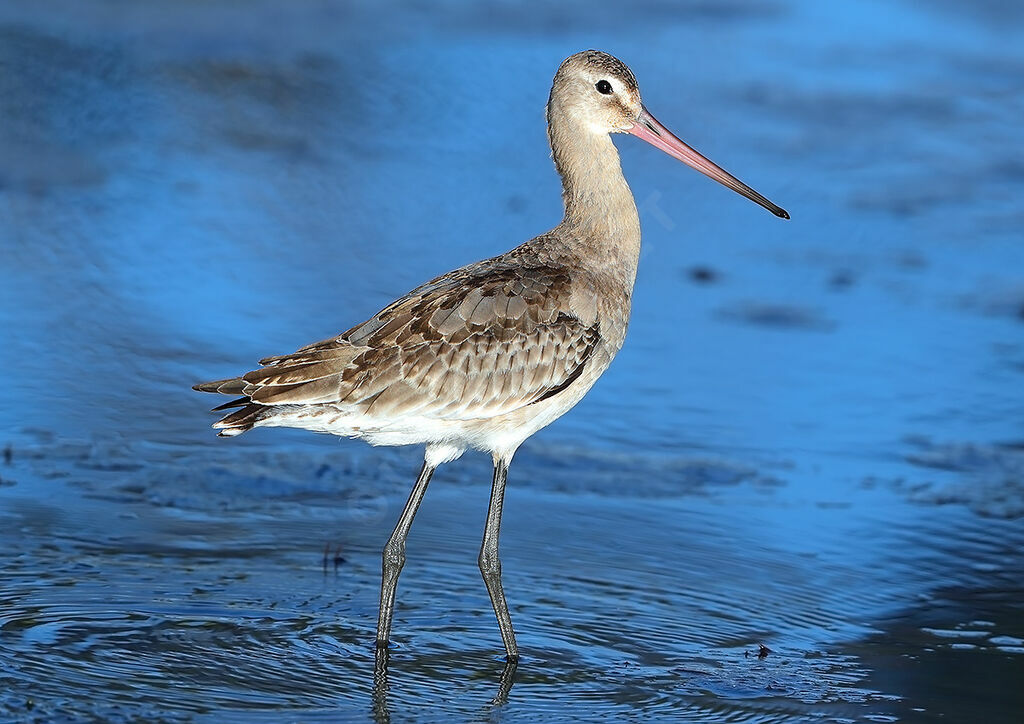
[372,648,518,723]
[371,648,390,724]
[490,658,518,707]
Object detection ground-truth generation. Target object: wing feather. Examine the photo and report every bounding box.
[197,256,602,422]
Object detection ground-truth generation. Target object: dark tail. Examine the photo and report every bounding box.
[194,377,265,437]
[193,377,247,395]
[210,403,266,437]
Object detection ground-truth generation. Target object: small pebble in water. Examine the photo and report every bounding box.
[828,269,856,289]
[687,265,718,284]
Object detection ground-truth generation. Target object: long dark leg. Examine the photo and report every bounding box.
[376,460,435,648]
[478,456,519,661]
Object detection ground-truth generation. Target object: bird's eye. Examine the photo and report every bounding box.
[595,80,613,95]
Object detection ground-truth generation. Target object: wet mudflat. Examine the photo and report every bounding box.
[1,1,1023,722]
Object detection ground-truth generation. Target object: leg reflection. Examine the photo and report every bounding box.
[372,646,391,724]
[373,647,518,721]
[491,657,518,707]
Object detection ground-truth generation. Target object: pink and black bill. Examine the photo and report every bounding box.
[629,106,789,220]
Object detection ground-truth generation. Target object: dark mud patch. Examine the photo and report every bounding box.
[958,284,1024,323]
[893,436,1024,518]
[716,301,837,332]
[685,265,721,284]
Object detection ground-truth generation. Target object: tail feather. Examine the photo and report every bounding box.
[211,396,250,412]
[211,403,266,437]
[193,377,247,395]
[194,376,264,436]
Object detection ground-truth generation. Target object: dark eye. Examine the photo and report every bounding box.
[595,79,613,95]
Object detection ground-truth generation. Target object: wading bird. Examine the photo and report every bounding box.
[194,50,788,661]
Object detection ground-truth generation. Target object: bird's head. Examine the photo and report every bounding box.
[550,50,789,219]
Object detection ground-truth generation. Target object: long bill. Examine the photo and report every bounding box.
[628,106,789,219]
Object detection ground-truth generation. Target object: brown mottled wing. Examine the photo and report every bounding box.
[236,261,601,421]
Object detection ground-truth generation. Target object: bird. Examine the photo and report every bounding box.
[194,50,788,662]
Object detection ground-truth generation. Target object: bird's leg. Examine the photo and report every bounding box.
[376,460,435,649]
[479,456,519,661]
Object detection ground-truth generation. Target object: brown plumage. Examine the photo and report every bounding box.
[196,243,604,437]
[194,50,787,662]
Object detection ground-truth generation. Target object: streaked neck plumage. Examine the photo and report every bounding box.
[546,95,642,290]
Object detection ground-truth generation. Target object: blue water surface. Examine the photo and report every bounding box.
[1,1,1022,722]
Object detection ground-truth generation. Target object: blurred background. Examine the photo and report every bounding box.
[1,1,1022,722]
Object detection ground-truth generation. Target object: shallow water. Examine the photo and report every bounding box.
[1,1,1023,722]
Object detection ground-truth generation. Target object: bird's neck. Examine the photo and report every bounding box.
[547,106,642,288]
